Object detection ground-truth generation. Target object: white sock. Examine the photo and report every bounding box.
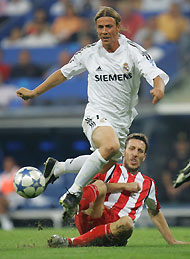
[68,149,108,193]
[54,155,90,177]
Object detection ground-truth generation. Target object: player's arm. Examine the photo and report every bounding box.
[106,182,141,194]
[150,75,165,104]
[16,69,67,100]
[148,208,190,245]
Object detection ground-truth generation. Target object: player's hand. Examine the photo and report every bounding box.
[16,87,36,100]
[124,182,141,193]
[150,88,164,104]
[169,240,190,245]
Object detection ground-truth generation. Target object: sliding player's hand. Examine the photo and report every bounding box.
[124,182,141,193]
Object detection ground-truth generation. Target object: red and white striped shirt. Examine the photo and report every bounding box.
[94,164,160,224]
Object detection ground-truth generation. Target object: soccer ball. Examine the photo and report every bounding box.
[13,167,45,198]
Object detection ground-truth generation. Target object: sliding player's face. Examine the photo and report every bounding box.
[123,139,146,173]
[96,17,120,49]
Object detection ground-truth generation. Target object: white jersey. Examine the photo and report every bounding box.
[61,34,169,129]
[94,164,161,224]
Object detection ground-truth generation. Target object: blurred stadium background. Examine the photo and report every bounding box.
[0,0,189,229]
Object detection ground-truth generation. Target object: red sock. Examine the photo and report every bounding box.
[68,223,111,247]
[79,184,99,211]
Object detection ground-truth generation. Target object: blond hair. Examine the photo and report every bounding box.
[94,6,121,26]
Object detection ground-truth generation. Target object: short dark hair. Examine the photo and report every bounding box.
[125,133,149,153]
[94,6,121,26]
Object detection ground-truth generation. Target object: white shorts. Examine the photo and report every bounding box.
[82,111,129,161]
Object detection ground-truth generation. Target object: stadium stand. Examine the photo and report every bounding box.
[0,0,185,105]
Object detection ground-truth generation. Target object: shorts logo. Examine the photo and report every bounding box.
[123,63,130,73]
[96,66,102,71]
[85,117,96,127]
[97,115,107,122]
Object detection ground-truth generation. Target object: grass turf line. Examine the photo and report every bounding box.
[0,227,190,259]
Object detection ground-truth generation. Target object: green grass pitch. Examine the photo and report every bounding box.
[0,227,190,259]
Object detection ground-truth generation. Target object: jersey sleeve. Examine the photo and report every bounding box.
[60,49,87,80]
[132,43,169,87]
[145,179,161,211]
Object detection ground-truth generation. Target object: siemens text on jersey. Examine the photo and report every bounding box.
[95,73,132,82]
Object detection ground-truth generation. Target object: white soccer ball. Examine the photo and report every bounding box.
[13,167,45,198]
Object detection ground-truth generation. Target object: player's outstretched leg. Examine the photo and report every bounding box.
[48,217,133,248]
[48,223,112,247]
[173,161,190,188]
[43,157,59,188]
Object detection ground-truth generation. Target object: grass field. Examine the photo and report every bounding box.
[0,227,190,259]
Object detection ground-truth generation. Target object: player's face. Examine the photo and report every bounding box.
[96,17,120,52]
[123,139,146,174]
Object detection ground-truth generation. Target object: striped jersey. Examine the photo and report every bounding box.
[94,164,160,224]
[61,34,169,130]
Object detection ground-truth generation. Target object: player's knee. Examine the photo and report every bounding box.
[118,216,134,233]
[111,216,134,240]
[94,180,107,197]
[103,142,120,158]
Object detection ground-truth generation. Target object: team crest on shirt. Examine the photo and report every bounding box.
[123,63,130,73]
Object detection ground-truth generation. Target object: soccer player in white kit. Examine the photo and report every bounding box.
[16,7,169,221]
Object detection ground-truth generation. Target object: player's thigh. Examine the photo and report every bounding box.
[82,112,127,160]
[92,126,120,149]
[82,113,118,150]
